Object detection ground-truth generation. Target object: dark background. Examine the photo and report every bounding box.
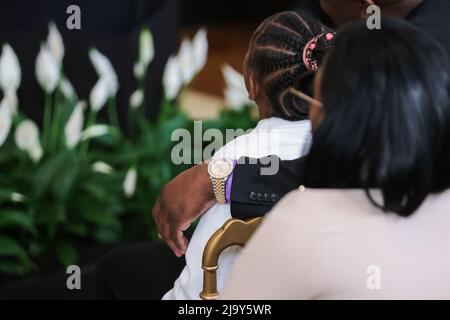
[180,0,298,25]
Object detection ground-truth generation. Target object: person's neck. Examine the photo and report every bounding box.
[256,98,273,120]
[381,0,424,18]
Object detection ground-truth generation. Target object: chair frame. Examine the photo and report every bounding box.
[200,217,263,300]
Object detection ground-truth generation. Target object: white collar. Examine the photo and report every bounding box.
[254,117,311,131]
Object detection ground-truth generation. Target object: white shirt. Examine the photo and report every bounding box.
[162,117,312,300]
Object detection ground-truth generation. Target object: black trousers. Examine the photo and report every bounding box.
[95,241,185,300]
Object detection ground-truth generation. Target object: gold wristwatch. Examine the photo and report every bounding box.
[207,159,234,204]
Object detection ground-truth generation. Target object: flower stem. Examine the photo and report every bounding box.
[80,110,97,156]
[107,98,120,130]
[43,92,53,152]
[50,88,61,151]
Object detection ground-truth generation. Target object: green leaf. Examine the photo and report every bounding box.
[80,210,121,230]
[92,228,122,244]
[0,259,34,275]
[55,241,79,267]
[52,156,81,201]
[82,182,116,202]
[0,191,12,207]
[29,241,47,257]
[64,223,88,237]
[33,152,73,198]
[0,235,29,259]
[34,204,66,239]
[0,210,37,235]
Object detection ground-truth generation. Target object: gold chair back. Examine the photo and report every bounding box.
[200,217,263,300]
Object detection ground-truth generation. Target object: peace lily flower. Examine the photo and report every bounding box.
[0,94,17,116]
[65,101,86,149]
[133,62,145,79]
[89,49,119,113]
[89,78,111,112]
[123,167,137,198]
[15,120,43,162]
[0,101,12,147]
[222,65,253,110]
[29,144,43,163]
[47,22,65,65]
[11,192,26,203]
[35,44,60,93]
[0,44,21,97]
[129,89,144,110]
[139,29,155,70]
[192,28,208,73]
[178,39,196,85]
[89,49,119,96]
[80,124,110,141]
[92,161,114,175]
[60,76,77,100]
[163,55,183,100]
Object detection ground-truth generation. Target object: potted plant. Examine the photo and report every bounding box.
[0,23,257,299]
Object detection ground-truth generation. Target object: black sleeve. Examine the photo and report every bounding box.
[230,156,306,220]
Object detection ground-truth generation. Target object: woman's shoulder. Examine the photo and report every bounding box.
[273,188,376,216]
[270,187,450,227]
[265,188,390,232]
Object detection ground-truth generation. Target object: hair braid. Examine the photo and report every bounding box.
[248,11,335,120]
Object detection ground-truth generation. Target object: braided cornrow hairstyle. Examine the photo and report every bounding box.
[247,11,335,120]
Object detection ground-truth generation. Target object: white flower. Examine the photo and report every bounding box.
[192,28,208,73]
[81,124,110,141]
[222,64,246,90]
[11,192,26,203]
[133,62,145,79]
[0,101,12,147]
[15,120,40,150]
[60,76,76,100]
[35,45,60,93]
[129,89,144,110]
[222,65,252,110]
[178,39,196,85]
[89,78,111,112]
[92,161,114,175]
[65,101,86,149]
[0,44,21,96]
[89,48,119,96]
[1,93,17,115]
[123,167,137,198]
[139,29,155,69]
[47,22,65,65]
[15,120,43,162]
[29,144,43,163]
[163,55,183,100]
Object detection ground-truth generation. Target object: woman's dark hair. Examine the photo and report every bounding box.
[247,11,335,120]
[304,18,450,217]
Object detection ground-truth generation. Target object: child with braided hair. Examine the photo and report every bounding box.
[163,11,335,300]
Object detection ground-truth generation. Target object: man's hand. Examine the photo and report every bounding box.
[152,162,216,257]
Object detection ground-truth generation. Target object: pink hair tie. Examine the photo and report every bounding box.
[303,32,336,71]
[303,35,321,71]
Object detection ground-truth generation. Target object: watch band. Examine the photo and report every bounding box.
[211,176,227,204]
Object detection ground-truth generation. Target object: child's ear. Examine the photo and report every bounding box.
[247,71,260,101]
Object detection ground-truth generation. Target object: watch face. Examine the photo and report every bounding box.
[208,159,234,179]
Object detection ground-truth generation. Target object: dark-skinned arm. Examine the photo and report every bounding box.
[152,156,306,256]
